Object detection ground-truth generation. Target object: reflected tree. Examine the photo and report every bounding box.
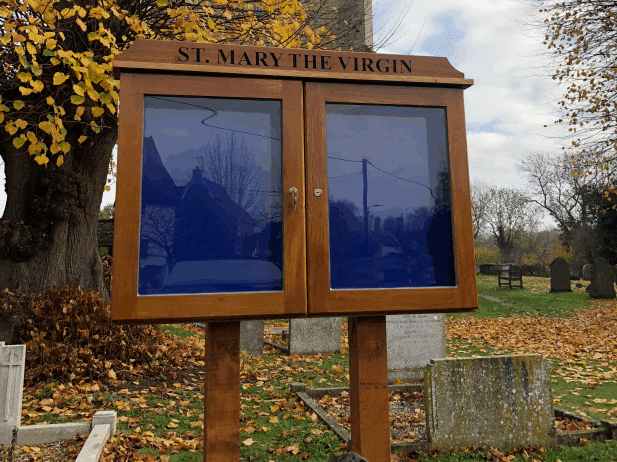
[195,133,266,223]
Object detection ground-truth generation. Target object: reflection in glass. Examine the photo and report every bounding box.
[326,104,456,289]
[138,96,283,295]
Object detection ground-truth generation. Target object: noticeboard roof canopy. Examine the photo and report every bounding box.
[113,39,473,88]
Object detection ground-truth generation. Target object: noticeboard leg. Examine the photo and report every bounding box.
[204,321,240,462]
[348,315,390,462]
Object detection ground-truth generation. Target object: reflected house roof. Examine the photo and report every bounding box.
[142,136,256,227]
[177,168,256,228]
[142,136,179,205]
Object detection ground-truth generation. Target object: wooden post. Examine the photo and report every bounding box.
[348,315,390,462]
[204,321,240,462]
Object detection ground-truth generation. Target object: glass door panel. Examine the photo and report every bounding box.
[326,104,456,290]
[138,96,283,295]
[305,82,477,316]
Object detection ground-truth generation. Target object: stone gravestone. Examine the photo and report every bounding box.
[582,263,592,281]
[0,342,26,443]
[589,257,616,299]
[425,355,553,450]
[549,257,572,292]
[288,318,341,355]
[240,321,264,355]
[387,314,445,383]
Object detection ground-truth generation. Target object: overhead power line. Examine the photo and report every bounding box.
[366,160,435,199]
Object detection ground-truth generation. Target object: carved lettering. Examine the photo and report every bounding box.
[255,51,268,66]
[178,47,189,62]
[321,55,331,70]
[304,54,317,69]
[362,57,374,72]
[376,58,389,73]
[238,52,252,65]
[192,47,206,63]
[180,47,415,77]
[289,53,302,68]
[218,49,235,64]
[400,60,412,74]
[270,52,283,67]
[338,56,352,70]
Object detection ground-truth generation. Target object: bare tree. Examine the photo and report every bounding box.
[483,186,543,262]
[140,206,175,261]
[516,152,587,242]
[516,151,612,267]
[470,179,493,239]
[196,133,267,223]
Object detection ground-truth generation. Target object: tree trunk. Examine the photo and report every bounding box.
[0,130,117,299]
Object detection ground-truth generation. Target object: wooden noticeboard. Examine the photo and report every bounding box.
[111,40,477,323]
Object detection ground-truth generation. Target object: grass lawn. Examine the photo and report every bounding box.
[16,274,617,461]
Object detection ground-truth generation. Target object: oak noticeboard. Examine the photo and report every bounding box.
[112,39,477,323]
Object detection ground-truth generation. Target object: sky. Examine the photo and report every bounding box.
[0,0,566,218]
[372,0,564,187]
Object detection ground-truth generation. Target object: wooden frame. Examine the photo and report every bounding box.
[112,73,307,323]
[305,82,477,316]
[112,40,477,323]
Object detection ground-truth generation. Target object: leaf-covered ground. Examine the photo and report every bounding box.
[8,274,617,461]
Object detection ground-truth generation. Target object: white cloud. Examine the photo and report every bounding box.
[373,0,565,191]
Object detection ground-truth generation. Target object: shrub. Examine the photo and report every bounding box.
[474,246,501,264]
[0,286,201,385]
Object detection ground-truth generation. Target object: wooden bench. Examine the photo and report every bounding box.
[498,265,523,289]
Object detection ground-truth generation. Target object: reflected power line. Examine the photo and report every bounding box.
[148,96,281,141]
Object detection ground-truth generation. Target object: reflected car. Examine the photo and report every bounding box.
[161,260,282,294]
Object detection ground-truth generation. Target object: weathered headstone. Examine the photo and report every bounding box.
[589,257,616,299]
[240,320,264,355]
[425,355,554,450]
[0,342,26,441]
[582,263,592,281]
[550,257,572,292]
[289,318,341,355]
[387,314,445,383]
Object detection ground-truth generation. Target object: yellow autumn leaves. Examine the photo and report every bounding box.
[1,0,331,172]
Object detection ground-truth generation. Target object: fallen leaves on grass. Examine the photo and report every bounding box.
[100,432,200,461]
[0,434,87,462]
[448,302,617,376]
[555,417,595,432]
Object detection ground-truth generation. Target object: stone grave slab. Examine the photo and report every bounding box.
[425,355,554,450]
[0,342,26,441]
[289,318,341,355]
[589,257,616,299]
[550,257,572,292]
[387,314,445,383]
[240,320,265,355]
